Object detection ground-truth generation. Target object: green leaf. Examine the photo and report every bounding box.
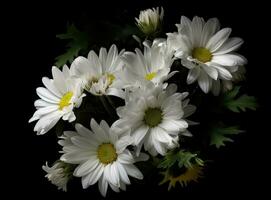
[158,150,179,169]
[158,149,204,169]
[55,24,89,67]
[222,86,258,112]
[209,124,243,148]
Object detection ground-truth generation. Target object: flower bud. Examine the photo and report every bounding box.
[135,7,164,36]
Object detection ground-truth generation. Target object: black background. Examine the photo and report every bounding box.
[6,0,270,199]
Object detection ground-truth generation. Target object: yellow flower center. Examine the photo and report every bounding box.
[144,107,163,127]
[58,92,73,110]
[192,47,212,63]
[97,143,117,164]
[145,72,157,81]
[106,73,115,85]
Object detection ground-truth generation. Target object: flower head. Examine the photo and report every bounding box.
[136,7,164,36]
[70,44,125,97]
[113,83,195,156]
[167,16,247,94]
[29,65,85,135]
[59,119,144,197]
[115,39,175,90]
[42,161,74,191]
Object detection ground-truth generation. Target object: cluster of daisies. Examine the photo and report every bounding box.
[29,7,246,196]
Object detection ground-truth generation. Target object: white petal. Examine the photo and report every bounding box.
[116,162,130,185]
[115,135,132,154]
[124,164,143,180]
[31,105,58,119]
[73,158,99,177]
[90,119,108,141]
[106,44,118,72]
[132,125,149,145]
[36,87,59,103]
[98,174,108,197]
[42,77,62,98]
[86,163,104,186]
[33,111,61,135]
[191,16,204,47]
[200,18,220,46]
[213,37,244,55]
[183,105,197,118]
[34,99,52,108]
[109,163,120,187]
[187,67,200,84]
[159,119,188,132]
[198,71,211,93]
[62,65,71,78]
[99,47,107,72]
[71,56,96,76]
[153,127,172,144]
[206,28,232,52]
[212,54,247,67]
[134,153,149,162]
[202,65,218,80]
[118,150,134,164]
[211,64,233,80]
[52,66,67,94]
[61,151,95,164]
[87,51,102,74]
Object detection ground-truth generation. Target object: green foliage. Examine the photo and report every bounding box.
[209,123,243,148]
[158,149,204,169]
[55,24,89,67]
[222,86,258,112]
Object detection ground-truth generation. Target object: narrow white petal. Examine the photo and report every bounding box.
[206,28,232,52]
[187,67,200,84]
[124,164,143,180]
[98,174,108,197]
[213,37,244,55]
[109,163,120,187]
[116,162,130,185]
[211,64,233,80]
[42,77,62,98]
[202,65,218,80]
[52,66,67,94]
[36,87,59,103]
[200,18,220,46]
[212,54,247,67]
[86,163,104,185]
[73,158,99,177]
[132,125,149,145]
[198,71,211,93]
[118,150,134,164]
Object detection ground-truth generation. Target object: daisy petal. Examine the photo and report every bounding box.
[206,28,232,52]
[213,37,244,55]
[187,67,200,84]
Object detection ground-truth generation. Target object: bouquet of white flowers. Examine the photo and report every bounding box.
[29,7,257,197]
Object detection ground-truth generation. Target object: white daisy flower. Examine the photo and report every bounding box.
[59,119,144,197]
[167,16,247,94]
[136,7,164,36]
[70,44,125,97]
[115,39,175,90]
[29,66,85,135]
[42,161,72,192]
[112,83,194,156]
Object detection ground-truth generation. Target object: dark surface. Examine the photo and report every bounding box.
[6,0,269,199]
